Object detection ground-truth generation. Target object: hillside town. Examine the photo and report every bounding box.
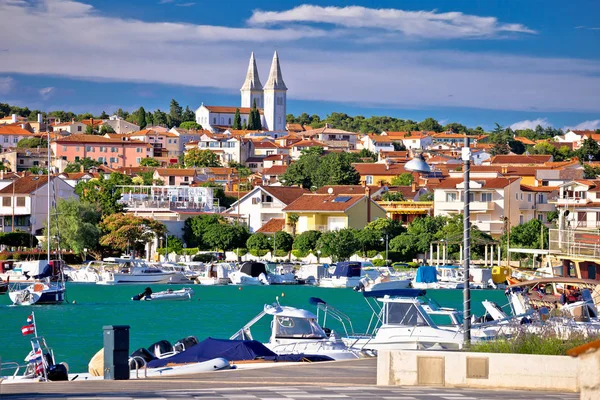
[0,52,599,264]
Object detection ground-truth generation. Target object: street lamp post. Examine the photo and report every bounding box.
[317,250,321,263]
[462,136,472,347]
[83,248,88,263]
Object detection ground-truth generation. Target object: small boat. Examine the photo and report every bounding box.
[97,257,177,285]
[65,262,101,283]
[266,263,298,285]
[132,287,194,301]
[9,260,66,306]
[295,264,327,285]
[231,299,363,360]
[229,262,269,286]
[195,263,234,285]
[411,265,464,289]
[0,276,8,294]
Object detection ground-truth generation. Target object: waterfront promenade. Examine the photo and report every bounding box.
[0,359,578,400]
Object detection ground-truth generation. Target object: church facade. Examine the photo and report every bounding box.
[195,51,287,132]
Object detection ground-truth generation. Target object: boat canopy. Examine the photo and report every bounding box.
[147,337,276,368]
[414,266,438,283]
[264,304,317,319]
[332,261,362,278]
[240,262,267,277]
[363,288,427,298]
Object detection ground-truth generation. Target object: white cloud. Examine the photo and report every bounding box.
[565,120,600,131]
[39,87,54,98]
[249,5,536,39]
[0,1,598,114]
[510,118,552,130]
[176,2,195,6]
[0,76,15,94]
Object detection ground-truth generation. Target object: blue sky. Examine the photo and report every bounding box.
[0,0,599,131]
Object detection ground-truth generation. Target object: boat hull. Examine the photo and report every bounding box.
[98,271,175,285]
[9,285,65,305]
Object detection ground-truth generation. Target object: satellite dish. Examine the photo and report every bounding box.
[327,187,333,194]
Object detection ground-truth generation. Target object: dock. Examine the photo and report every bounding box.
[0,358,579,399]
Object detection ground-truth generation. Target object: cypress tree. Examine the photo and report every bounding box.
[233,108,242,130]
[137,106,147,129]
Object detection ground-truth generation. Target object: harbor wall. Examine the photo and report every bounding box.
[377,350,579,392]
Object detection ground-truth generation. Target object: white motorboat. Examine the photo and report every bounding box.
[295,264,327,285]
[411,265,464,289]
[354,268,411,292]
[231,300,362,360]
[195,263,234,285]
[154,262,191,283]
[132,287,194,301]
[97,257,176,285]
[335,289,496,351]
[229,262,269,286]
[8,261,66,306]
[65,262,102,283]
[266,263,298,285]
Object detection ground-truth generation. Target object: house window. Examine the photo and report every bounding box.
[13,137,18,143]
[527,194,532,202]
[446,192,457,202]
[520,215,524,224]
[136,157,141,163]
[184,177,189,182]
[538,214,544,221]
[3,138,7,143]
[76,146,80,152]
[481,192,492,202]
[228,118,231,125]
[77,126,82,131]
[75,156,80,161]
[538,194,545,204]
[515,193,519,200]
[213,118,216,124]
[19,159,23,165]
[16,197,25,207]
[136,148,142,153]
[366,175,373,185]
[2,197,10,207]
[33,161,39,166]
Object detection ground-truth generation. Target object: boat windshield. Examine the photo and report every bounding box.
[385,302,431,327]
[274,316,327,339]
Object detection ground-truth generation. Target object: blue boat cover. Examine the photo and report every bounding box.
[332,262,362,278]
[363,288,426,298]
[414,266,438,283]
[147,337,276,368]
[308,297,326,305]
[437,265,459,269]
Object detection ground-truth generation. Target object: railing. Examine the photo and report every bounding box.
[120,200,222,212]
[376,201,433,210]
[0,361,24,379]
[437,201,495,211]
[569,221,600,228]
[128,356,148,379]
[554,198,590,206]
[549,228,600,260]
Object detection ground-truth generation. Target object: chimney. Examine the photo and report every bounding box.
[11,114,17,123]
[71,118,75,123]
[411,180,417,192]
[90,117,94,126]
[37,113,42,124]
[365,186,371,223]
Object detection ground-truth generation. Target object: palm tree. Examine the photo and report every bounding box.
[287,213,299,236]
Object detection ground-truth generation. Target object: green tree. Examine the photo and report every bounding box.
[391,173,414,186]
[418,192,434,201]
[184,148,221,167]
[490,142,511,156]
[381,191,405,201]
[64,157,102,173]
[16,137,47,149]
[85,124,98,135]
[247,100,262,130]
[181,106,195,122]
[153,109,168,126]
[180,121,202,130]
[0,231,38,248]
[583,164,600,179]
[392,141,407,151]
[292,230,321,255]
[75,173,133,216]
[274,231,294,255]
[203,223,249,252]
[139,157,161,167]
[355,228,383,257]
[168,99,183,127]
[418,117,443,132]
[100,213,166,256]
[162,235,184,255]
[316,229,359,262]
[508,139,526,155]
[182,214,224,248]
[502,218,548,257]
[99,111,109,119]
[44,198,101,257]
[246,232,272,256]
[577,138,600,161]
[99,124,115,134]
[389,216,447,261]
[358,148,378,162]
[287,213,299,236]
[282,151,359,189]
[233,108,242,130]
[135,107,147,129]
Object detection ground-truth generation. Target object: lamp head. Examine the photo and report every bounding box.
[404,153,431,174]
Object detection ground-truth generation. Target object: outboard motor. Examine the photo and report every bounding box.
[173,336,199,352]
[130,347,156,363]
[132,287,152,301]
[147,340,173,358]
[46,363,69,381]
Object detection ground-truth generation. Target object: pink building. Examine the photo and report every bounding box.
[153,168,198,186]
[52,134,152,169]
[0,125,34,153]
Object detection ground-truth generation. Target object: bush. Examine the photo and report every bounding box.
[372,258,387,267]
[249,249,269,257]
[385,251,404,263]
[274,249,288,257]
[292,249,309,258]
[233,248,247,257]
[182,248,199,256]
[366,250,379,258]
[192,253,217,263]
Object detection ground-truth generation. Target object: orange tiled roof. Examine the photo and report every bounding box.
[263,165,288,175]
[54,134,150,145]
[0,175,52,194]
[436,177,518,190]
[490,154,552,164]
[155,168,196,177]
[204,105,263,115]
[352,162,409,176]
[261,186,309,205]
[256,218,285,233]
[283,193,365,212]
[0,125,34,136]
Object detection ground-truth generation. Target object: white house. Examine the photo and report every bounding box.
[104,116,140,134]
[381,131,433,150]
[225,186,308,232]
[0,175,76,234]
[0,125,34,153]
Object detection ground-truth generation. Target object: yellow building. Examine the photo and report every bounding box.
[282,193,387,234]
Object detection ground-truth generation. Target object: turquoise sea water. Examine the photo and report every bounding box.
[0,284,507,373]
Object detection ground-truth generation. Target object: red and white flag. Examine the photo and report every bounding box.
[21,324,35,335]
[26,314,33,324]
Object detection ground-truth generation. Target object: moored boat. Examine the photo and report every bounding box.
[132,287,194,301]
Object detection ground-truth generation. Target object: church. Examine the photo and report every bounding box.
[195,51,287,132]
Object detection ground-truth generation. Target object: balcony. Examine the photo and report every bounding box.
[470,201,495,211]
[554,197,590,206]
[549,228,600,261]
[437,201,494,212]
[536,203,556,212]
[519,203,535,210]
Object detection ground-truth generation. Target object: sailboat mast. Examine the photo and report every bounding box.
[46,124,51,265]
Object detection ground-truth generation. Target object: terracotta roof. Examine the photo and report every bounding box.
[263,165,288,175]
[520,185,559,193]
[203,105,263,115]
[0,125,34,136]
[291,139,327,148]
[80,119,103,127]
[315,185,380,195]
[130,129,163,137]
[283,193,365,212]
[514,136,537,146]
[0,175,52,194]
[54,134,150,145]
[117,167,155,175]
[365,134,396,143]
[256,218,286,233]
[261,186,309,205]
[205,167,236,176]
[286,123,305,132]
[381,131,432,139]
[352,163,408,176]
[468,165,547,176]
[490,154,552,164]
[155,168,196,177]
[436,177,518,190]
[263,154,289,161]
[301,127,358,136]
[381,151,409,158]
[254,141,280,149]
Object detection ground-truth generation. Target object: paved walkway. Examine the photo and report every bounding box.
[0,359,579,400]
